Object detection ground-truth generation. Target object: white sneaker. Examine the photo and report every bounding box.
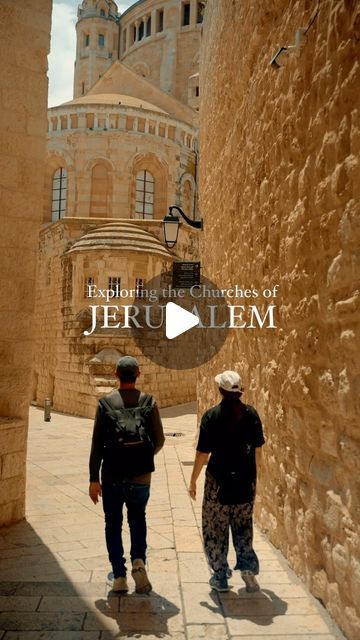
[112,576,128,593]
[131,558,152,594]
[241,570,260,592]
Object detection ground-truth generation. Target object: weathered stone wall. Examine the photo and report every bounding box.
[199,1,359,637]
[0,0,51,526]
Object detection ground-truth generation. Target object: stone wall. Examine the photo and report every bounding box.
[0,0,51,526]
[198,1,359,637]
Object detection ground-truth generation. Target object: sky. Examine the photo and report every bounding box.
[48,0,134,107]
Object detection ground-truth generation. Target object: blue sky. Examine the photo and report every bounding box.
[48,0,134,107]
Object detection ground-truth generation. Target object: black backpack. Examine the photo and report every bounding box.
[100,392,155,476]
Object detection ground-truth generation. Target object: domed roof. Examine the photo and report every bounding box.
[66,221,173,260]
[63,93,168,114]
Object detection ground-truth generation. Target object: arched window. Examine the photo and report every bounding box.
[135,170,154,219]
[132,154,167,220]
[90,163,110,217]
[51,167,67,221]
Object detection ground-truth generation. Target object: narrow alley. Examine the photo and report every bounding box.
[0,405,344,640]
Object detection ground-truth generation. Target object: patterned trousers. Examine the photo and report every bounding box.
[202,471,259,578]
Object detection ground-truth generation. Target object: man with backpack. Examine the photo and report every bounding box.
[89,356,165,594]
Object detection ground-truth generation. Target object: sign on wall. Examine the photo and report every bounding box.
[172,261,201,289]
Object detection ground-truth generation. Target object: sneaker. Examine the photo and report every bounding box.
[112,576,128,593]
[241,570,260,592]
[131,558,152,594]
[209,574,229,592]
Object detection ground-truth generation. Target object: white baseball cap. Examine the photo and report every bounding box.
[214,370,242,392]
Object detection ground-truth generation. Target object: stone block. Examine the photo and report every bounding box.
[319,424,338,457]
[1,452,26,479]
[186,625,228,640]
[0,634,99,640]
[0,612,85,631]
[311,569,328,601]
[349,556,360,607]
[0,475,25,505]
[309,458,334,488]
[331,543,349,584]
[343,606,360,640]
[0,596,41,611]
[0,424,27,455]
[226,613,332,636]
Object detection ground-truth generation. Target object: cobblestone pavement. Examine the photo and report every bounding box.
[0,404,345,640]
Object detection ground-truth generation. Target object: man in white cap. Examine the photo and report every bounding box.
[189,370,265,592]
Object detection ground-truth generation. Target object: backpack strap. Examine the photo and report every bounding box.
[138,392,153,408]
[99,396,116,413]
[115,392,125,409]
[100,391,152,412]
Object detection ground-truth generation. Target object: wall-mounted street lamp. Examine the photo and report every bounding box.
[162,205,203,249]
[269,27,307,68]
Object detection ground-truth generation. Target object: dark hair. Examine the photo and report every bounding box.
[118,372,137,383]
[219,388,243,399]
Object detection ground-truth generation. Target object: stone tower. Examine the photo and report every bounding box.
[118,0,203,107]
[73,0,120,98]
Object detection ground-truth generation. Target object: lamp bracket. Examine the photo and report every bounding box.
[169,206,203,230]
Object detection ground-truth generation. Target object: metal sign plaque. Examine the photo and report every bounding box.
[172,261,201,289]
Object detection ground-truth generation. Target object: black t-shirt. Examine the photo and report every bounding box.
[196,398,265,491]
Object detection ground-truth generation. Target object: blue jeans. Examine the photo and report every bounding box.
[102,481,150,578]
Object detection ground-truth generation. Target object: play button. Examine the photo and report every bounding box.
[165,302,199,339]
[130,269,229,370]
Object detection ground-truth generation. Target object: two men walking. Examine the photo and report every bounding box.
[89,357,264,595]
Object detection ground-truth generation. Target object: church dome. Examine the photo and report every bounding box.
[63,93,168,114]
[66,221,173,260]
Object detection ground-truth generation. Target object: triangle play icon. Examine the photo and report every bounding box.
[165,302,199,340]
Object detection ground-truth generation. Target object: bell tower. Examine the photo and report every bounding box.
[73,0,120,99]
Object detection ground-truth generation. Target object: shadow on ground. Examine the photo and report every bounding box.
[95,591,180,637]
[0,520,180,638]
[200,585,288,626]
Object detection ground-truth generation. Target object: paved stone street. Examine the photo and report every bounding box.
[0,404,345,640]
